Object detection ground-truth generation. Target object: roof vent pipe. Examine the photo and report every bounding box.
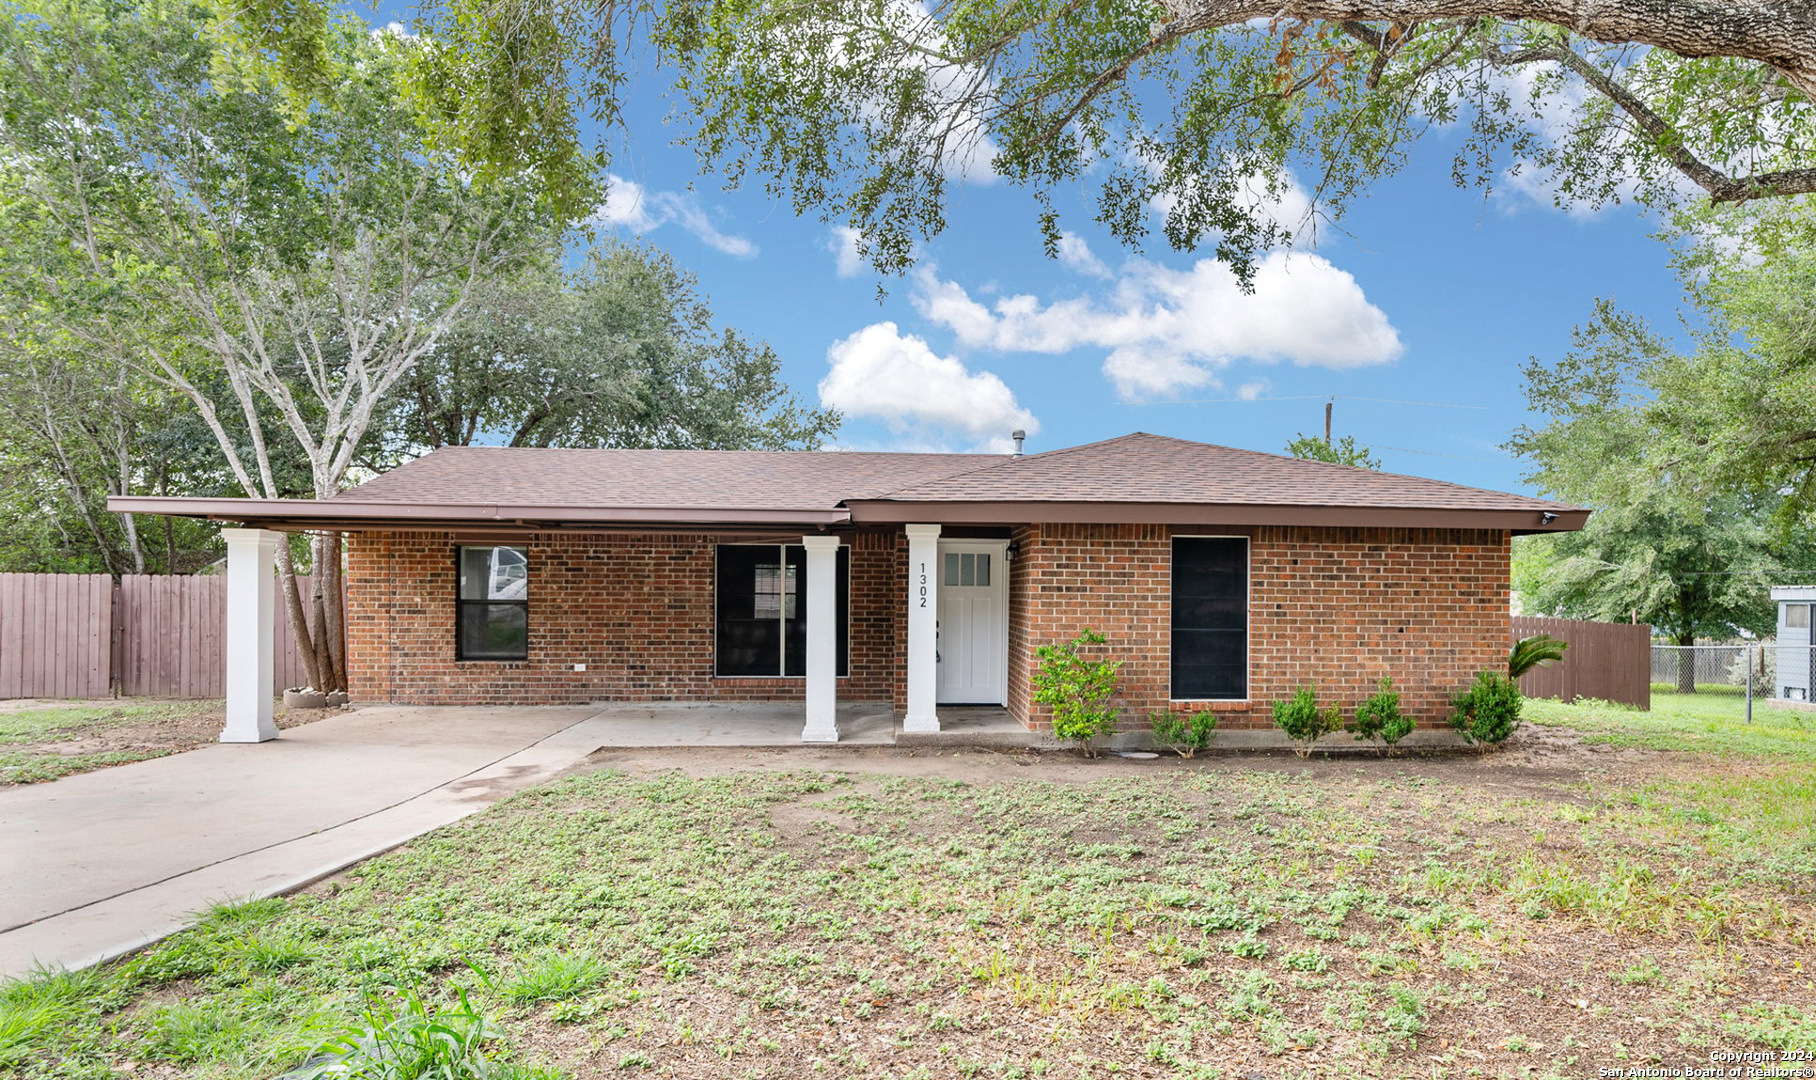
[1011,429,1026,456]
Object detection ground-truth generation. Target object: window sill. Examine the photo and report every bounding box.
[1168,699,1251,711]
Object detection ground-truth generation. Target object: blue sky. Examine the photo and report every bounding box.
[371,10,1692,498]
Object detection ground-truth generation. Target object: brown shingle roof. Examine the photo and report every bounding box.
[333,446,1001,512]
[107,432,1583,530]
[860,433,1574,512]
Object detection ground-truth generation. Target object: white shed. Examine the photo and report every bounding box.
[1770,585,1816,700]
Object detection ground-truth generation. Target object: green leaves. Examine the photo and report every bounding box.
[1448,670,1522,746]
[1285,434,1379,469]
[1508,207,1816,643]
[386,241,837,452]
[1508,634,1567,679]
[234,0,1816,282]
[1031,627,1122,755]
[1270,684,1340,757]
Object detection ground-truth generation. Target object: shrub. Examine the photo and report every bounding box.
[1449,670,1523,746]
[1031,628,1122,756]
[1272,685,1340,758]
[1509,634,1568,678]
[1350,677,1414,751]
[1149,708,1217,757]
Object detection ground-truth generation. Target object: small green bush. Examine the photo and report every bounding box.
[294,985,515,1080]
[1149,708,1217,757]
[1272,685,1340,757]
[1449,670,1523,746]
[1350,677,1414,751]
[1032,628,1122,756]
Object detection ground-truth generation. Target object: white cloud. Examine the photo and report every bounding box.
[593,174,758,258]
[1056,232,1111,278]
[828,226,864,277]
[819,322,1038,450]
[910,251,1402,399]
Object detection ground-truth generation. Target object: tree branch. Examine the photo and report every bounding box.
[1156,0,1816,100]
[1481,41,1816,201]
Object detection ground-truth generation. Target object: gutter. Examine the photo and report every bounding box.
[105,496,853,529]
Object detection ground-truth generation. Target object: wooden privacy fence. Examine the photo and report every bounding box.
[1512,615,1651,709]
[0,572,321,699]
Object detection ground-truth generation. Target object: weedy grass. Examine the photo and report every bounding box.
[1527,691,1816,759]
[2,743,1811,1079]
[0,700,223,783]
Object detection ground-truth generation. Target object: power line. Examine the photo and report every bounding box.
[1119,394,1489,410]
[1364,443,1507,462]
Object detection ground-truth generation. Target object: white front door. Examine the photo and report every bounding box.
[937,541,1008,704]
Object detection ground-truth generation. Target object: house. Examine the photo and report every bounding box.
[110,433,1586,743]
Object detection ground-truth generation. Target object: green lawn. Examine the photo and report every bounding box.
[1525,685,1816,759]
[0,701,224,784]
[5,714,1813,1080]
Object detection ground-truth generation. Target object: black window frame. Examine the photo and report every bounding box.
[456,545,530,661]
[713,543,850,678]
[1169,535,1249,701]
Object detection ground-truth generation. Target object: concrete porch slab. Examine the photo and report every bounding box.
[574,702,897,747]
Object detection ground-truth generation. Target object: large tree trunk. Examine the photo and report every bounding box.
[277,541,324,692]
[311,532,347,693]
[1675,630,1697,694]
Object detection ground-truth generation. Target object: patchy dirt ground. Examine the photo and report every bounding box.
[0,699,336,785]
[9,712,1813,1080]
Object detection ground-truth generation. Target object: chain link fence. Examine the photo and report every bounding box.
[1649,642,1816,721]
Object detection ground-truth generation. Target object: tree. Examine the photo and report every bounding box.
[1508,293,1816,691]
[1285,433,1381,469]
[0,0,557,691]
[232,0,1816,280]
[384,242,837,453]
[1510,496,1797,692]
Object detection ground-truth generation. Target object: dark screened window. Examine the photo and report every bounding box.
[1171,537,1248,700]
[458,546,528,660]
[715,545,849,677]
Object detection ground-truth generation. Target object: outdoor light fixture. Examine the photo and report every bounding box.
[1005,541,1020,562]
[1539,512,1559,525]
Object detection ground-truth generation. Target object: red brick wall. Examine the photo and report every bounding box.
[346,523,1509,728]
[344,530,903,706]
[1007,524,1510,730]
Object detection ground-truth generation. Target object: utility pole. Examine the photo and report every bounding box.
[1324,400,1332,446]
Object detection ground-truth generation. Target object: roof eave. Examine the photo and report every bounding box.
[106,496,851,529]
[844,499,1589,532]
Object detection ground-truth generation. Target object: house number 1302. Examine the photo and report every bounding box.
[918,563,928,607]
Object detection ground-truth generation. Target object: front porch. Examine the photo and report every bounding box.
[573,702,1028,748]
[215,521,1003,746]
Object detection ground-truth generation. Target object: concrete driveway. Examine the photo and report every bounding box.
[0,700,1029,979]
[0,705,603,978]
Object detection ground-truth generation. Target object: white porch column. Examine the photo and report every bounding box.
[221,527,280,743]
[903,523,941,733]
[801,534,842,743]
